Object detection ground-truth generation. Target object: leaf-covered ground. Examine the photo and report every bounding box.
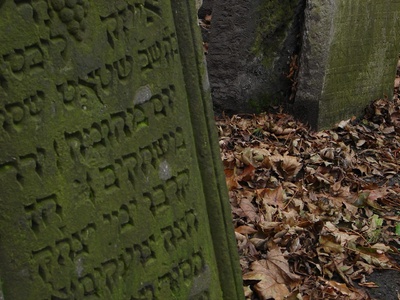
[216,74,400,299]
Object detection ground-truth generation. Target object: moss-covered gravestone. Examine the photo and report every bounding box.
[0,1,242,299]
[294,0,400,129]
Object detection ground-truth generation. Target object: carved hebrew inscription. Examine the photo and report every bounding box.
[0,1,222,299]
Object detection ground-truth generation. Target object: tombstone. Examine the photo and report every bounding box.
[203,0,400,129]
[0,1,243,299]
[203,0,305,114]
[293,0,400,129]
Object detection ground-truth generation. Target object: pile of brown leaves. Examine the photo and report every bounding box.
[216,87,400,299]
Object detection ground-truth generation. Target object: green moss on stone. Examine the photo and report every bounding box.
[253,0,298,67]
[317,0,400,129]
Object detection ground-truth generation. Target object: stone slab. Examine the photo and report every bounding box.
[0,1,243,299]
[294,0,400,129]
[204,0,304,114]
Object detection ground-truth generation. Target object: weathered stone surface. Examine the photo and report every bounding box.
[293,0,400,129]
[204,0,304,114]
[203,0,400,129]
[0,1,242,299]
[195,0,203,10]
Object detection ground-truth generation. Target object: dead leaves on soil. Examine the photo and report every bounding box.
[243,243,301,300]
[217,96,400,299]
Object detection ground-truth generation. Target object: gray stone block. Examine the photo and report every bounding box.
[204,0,400,129]
[205,0,304,114]
[292,0,400,129]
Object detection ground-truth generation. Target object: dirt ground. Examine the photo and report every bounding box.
[363,253,400,299]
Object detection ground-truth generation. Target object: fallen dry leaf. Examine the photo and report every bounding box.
[235,225,258,235]
[238,191,259,223]
[243,244,301,300]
